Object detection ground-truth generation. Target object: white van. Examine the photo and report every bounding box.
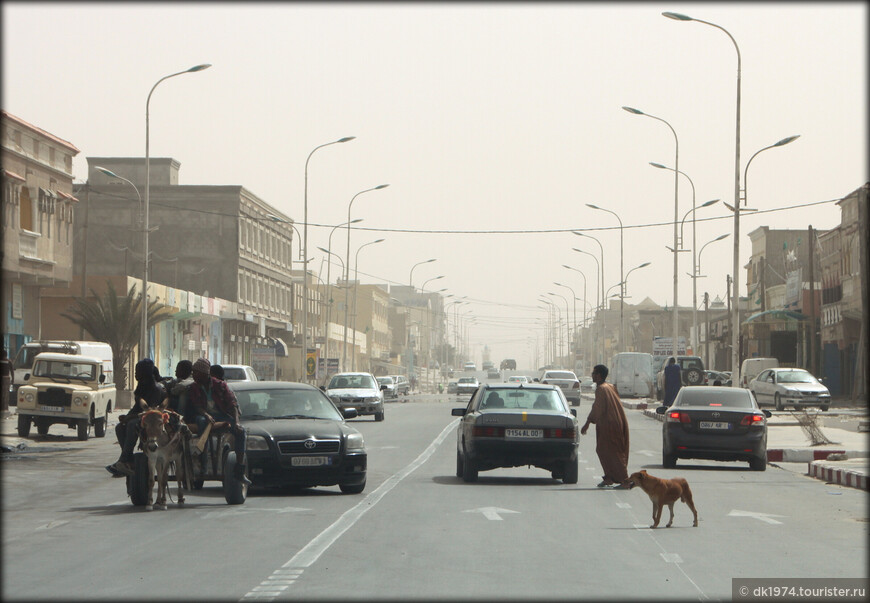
[611,352,655,399]
[740,357,779,388]
[10,341,113,403]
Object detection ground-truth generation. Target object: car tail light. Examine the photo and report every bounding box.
[541,380,549,385]
[473,426,504,437]
[572,382,579,389]
[546,428,576,439]
[667,411,691,424]
[739,414,765,426]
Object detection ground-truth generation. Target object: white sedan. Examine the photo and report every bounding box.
[749,368,831,411]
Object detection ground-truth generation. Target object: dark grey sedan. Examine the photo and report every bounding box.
[451,383,579,484]
[656,386,771,471]
[230,381,367,494]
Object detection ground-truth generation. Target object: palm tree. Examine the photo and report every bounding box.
[61,280,173,390]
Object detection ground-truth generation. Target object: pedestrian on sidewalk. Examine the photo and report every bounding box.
[581,364,631,489]
[1,348,12,414]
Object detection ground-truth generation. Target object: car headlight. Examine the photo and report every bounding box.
[73,395,88,406]
[346,432,365,453]
[24,392,34,403]
[368,395,381,403]
[245,435,270,451]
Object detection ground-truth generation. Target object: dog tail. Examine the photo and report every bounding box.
[679,479,692,503]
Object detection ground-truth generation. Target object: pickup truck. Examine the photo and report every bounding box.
[16,352,115,440]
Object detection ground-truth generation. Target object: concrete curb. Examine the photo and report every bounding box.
[808,461,869,491]
[767,448,870,462]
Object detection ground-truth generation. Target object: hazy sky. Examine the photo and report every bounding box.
[3,2,867,368]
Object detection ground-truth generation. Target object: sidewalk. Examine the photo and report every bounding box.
[610,395,869,492]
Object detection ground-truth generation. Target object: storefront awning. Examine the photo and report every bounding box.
[743,309,808,324]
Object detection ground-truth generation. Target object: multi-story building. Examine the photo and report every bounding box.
[47,157,304,380]
[819,184,868,396]
[1,111,80,355]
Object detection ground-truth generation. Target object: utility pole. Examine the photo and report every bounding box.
[704,292,710,368]
[726,274,733,372]
[808,225,816,376]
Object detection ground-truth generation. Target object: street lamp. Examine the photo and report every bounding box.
[743,136,800,206]
[548,291,571,362]
[621,262,651,351]
[317,245,348,364]
[302,136,355,381]
[143,63,211,359]
[678,197,719,353]
[561,267,587,327]
[663,10,742,382]
[587,204,624,352]
[351,238,385,370]
[554,282,578,351]
[623,104,680,357]
[409,258,437,289]
[572,232,604,309]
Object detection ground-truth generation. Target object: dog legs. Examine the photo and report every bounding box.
[651,503,662,528]
[665,503,675,528]
[682,490,699,527]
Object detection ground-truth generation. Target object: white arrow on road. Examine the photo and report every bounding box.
[728,509,785,524]
[635,449,656,457]
[462,507,520,521]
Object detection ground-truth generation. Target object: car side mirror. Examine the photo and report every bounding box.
[319,385,326,392]
[533,378,539,383]
[342,408,359,419]
[762,409,772,418]
[380,385,388,391]
[570,409,577,418]
[24,373,30,381]
[451,408,466,416]
[655,406,667,415]
[99,374,106,384]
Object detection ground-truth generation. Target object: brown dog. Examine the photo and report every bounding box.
[627,470,698,528]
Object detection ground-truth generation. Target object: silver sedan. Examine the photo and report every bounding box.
[749,368,831,411]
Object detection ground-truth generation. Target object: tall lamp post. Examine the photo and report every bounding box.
[587,204,624,352]
[317,246,347,365]
[622,262,652,350]
[743,136,801,206]
[696,234,729,364]
[302,136,355,381]
[554,282,578,354]
[679,198,720,352]
[561,267,587,326]
[573,232,604,309]
[409,258,437,290]
[143,63,211,358]
[351,239,385,370]
[623,105,680,357]
[663,10,741,382]
[548,291,571,362]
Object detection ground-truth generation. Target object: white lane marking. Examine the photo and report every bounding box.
[462,507,520,521]
[635,449,656,457]
[616,502,632,509]
[633,523,651,530]
[661,553,683,563]
[728,510,785,525]
[239,419,459,602]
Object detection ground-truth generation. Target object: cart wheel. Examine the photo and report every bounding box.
[223,451,248,505]
[129,453,151,506]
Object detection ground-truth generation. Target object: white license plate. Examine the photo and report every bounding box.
[39,405,63,412]
[291,456,331,467]
[699,421,730,430]
[505,428,543,438]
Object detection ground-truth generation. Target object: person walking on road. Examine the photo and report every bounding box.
[663,357,682,407]
[581,364,630,489]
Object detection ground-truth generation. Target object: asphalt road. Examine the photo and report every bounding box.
[2,394,867,601]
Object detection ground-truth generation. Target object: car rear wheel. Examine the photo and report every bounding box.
[339,480,366,494]
[374,410,385,422]
[462,450,478,483]
[663,451,677,468]
[774,393,783,411]
[456,451,463,478]
[76,419,90,441]
[562,459,579,484]
[749,456,767,471]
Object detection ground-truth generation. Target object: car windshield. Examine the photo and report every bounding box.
[479,389,565,412]
[223,367,248,380]
[546,371,576,380]
[377,377,392,385]
[328,374,377,389]
[33,360,97,380]
[675,388,754,408]
[777,370,817,384]
[235,388,343,420]
[458,378,477,384]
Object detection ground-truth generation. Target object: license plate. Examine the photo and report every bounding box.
[505,428,543,438]
[699,421,730,430]
[291,456,331,467]
[39,405,63,412]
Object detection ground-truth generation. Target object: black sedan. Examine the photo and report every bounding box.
[451,383,579,484]
[655,386,771,471]
[230,381,367,494]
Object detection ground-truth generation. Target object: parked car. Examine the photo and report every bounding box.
[230,381,367,493]
[447,380,459,394]
[740,357,779,388]
[500,359,517,371]
[482,361,495,371]
[451,383,579,483]
[704,370,731,387]
[655,386,771,471]
[652,355,667,399]
[505,375,530,384]
[463,362,477,372]
[221,364,258,382]
[535,369,581,406]
[323,372,385,421]
[579,376,596,394]
[749,368,831,411]
[655,355,706,400]
[377,376,397,398]
[455,377,480,396]
[487,369,501,380]
[387,374,411,396]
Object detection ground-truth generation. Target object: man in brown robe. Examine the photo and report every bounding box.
[581,364,630,488]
